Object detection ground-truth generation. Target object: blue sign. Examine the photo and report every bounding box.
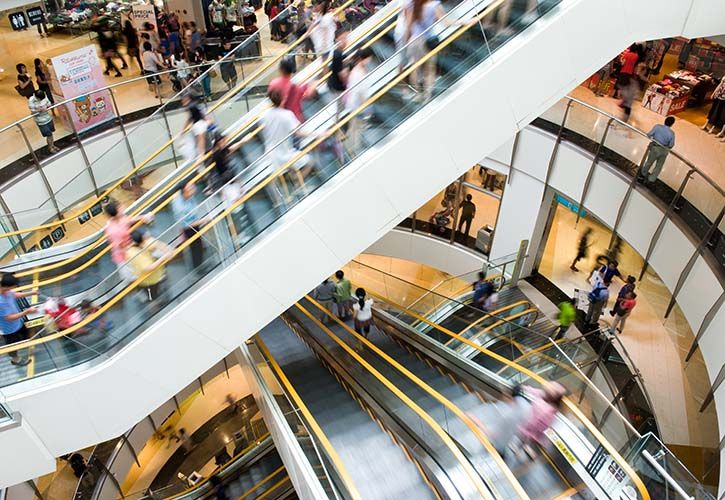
[555,194,587,217]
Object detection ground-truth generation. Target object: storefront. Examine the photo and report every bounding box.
[399,164,505,255]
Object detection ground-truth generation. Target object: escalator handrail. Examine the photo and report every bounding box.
[0,0,326,241]
[303,296,532,500]
[376,294,652,500]
[0,0,364,239]
[10,6,402,285]
[165,432,272,500]
[462,307,540,347]
[239,467,289,500]
[256,338,363,500]
[293,300,499,500]
[0,0,492,356]
[440,299,533,346]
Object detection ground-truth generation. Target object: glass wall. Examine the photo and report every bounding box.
[534,191,719,490]
[399,165,505,254]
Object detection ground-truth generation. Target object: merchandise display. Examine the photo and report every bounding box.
[666,69,717,106]
[642,79,691,116]
[672,37,725,78]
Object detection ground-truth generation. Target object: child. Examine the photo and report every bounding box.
[79,299,113,333]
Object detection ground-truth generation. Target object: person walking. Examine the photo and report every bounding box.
[313,278,337,324]
[98,29,128,77]
[123,20,143,71]
[103,200,153,282]
[570,227,592,272]
[343,47,374,152]
[609,291,637,334]
[334,270,353,320]
[34,58,54,104]
[554,298,576,340]
[268,57,313,122]
[219,39,238,91]
[457,194,476,239]
[585,282,609,327]
[352,288,374,337]
[405,0,445,102]
[472,271,494,311]
[181,105,211,163]
[126,229,173,307]
[172,181,207,273]
[517,383,565,459]
[142,41,166,97]
[0,273,39,366]
[28,90,59,153]
[640,116,675,184]
[310,0,337,58]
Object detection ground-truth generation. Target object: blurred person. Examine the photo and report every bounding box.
[189,22,202,53]
[258,87,314,197]
[123,20,143,71]
[584,281,609,327]
[67,453,87,478]
[429,199,453,235]
[609,291,636,334]
[394,0,413,72]
[619,75,639,124]
[268,57,314,122]
[173,52,193,87]
[98,28,128,77]
[343,47,374,152]
[472,271,494,311]
[334,270,353,320]
[142,41,166,97]
[34,58,54,104]
[79,299,112,333]
[209,474,229,500]
[554,297,576,340]
[15,63,35,99]
[610,275,636,316]
[172,181,208,273]
[159,30,172,60]
[225,0,239,27]
[168,12,181,33]
[457,194,476,239]
[219,39,238,91]
[484,385,529,460]
[310,0,337,57]
[209,0,227,32]
[28,90,59,153]
[405,0,445,102]
[597,260,621,287]
[352,287,374,338]
[168,27,182,58]
[181,105,211,163]
[0,273,39,366]
[103,200,153,282]
[326,28,350,119]
[616,43,640,97]
[517,383,565,459]
[640,116,675,184]
[269,0,281,40]
[141,22,161,50]
[314,278,337,324]
[570,227,592,272]
[126,229,173,306]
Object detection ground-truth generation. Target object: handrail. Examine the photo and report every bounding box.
[0,0,361,240]
[561,96,724,197]
[0,0,525,368]
[8,4,402,283]
[256,338,362,500]
[641,450,695,500]
[238,466,287,499]
[463,307,540,347]
[293,300,498,500]
[165,432,272,499]
[453,299,533,336]
[373,293,652,500]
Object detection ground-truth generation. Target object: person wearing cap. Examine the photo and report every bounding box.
[0,273,39,366]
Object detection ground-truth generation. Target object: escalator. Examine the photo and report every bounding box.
[2,0,704,480]
[255,297,587,499]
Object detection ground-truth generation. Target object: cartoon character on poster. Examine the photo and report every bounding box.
[52,45,116,132]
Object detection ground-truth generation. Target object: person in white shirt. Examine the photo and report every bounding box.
[181,105,210,163]
[344,47,374,153]
[256,88,313,198]
[28,90,58,153]
[309,0,336,58]
[352,287,374,337]
[141,41,165,97]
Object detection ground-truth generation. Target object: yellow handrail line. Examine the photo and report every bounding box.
[373,294,651,500]
[0,0,506,358]
[166,432,272,500]
[11,6,401,283]
[256,338,363,500]
[255,475,290,500]
[238,465,286,499]
[0,0,364,241]
[407,272,502,319]
[293,300,497,500]
[460,307,539,350]
[440,299,531,346]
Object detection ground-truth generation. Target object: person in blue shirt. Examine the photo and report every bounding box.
[585,282,609,327]
[472,271,494,311]
[172,181,207,273]
[0,273,39,366]
[640,116,676,184]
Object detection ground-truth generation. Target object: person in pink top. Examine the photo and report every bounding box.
[517,382,566,459]
[267,58,315,122]
[103,200,152,281]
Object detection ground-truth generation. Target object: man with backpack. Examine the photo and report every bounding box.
[585,282,609,328]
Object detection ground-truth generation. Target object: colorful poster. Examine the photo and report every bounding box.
[131,3,158,32]
[51,45,116,133]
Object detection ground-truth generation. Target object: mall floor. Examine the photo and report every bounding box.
[537,204,719,455]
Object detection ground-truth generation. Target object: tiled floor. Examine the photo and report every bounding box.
[537,204,718,450]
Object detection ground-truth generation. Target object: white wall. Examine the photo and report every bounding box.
[0,0,723,487]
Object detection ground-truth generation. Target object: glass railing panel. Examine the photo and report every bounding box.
[681,171,723,238]
[560,99,612,149]
[600,121,653,179]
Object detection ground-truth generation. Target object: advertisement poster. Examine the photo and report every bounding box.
[131,3,158,31]
[51,45,116,133]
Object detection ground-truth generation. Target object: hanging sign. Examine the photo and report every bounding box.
[131,4,158,31]
[51,45,116,133]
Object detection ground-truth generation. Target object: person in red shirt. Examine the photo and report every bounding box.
[267,57,315,122]
[616,44,640,96]
[609,291,636,334]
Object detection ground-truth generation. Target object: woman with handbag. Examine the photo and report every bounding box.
[15,63,35,99]
[404,0,445,102]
